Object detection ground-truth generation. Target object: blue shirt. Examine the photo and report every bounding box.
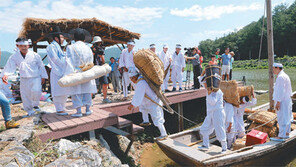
[221,53,231,65]
[230,57,234,69]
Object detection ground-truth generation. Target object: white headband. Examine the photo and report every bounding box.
[127,41,135,45]
[16,41,29,45]
[163,44,168,48]
[150,44,156,49]
[273,63,283,68]
[176,44,181,49]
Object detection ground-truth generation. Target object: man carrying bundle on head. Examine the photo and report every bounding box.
[234,94,257,139]
[66,28,97,117]
[119,40,136,99]
[157,44,171,92]
[198,70,227,153]
[127,68,168,140]
[271,63,293,141]
[171,44,185,92]
[224,101,235,149]
[2,38,48,117]
[46,26,71,116]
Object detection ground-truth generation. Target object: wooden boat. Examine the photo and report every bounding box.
[156,102,296,166]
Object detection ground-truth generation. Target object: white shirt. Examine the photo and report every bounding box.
[119,48,135,69]
[3,50,48,79]
[224,102,234,124]
[46,41,67,77]
[206,89,224,113]
[273,70,292,102]
[171,51,186,68]
[234,98,257,116]
[157,51,171,70]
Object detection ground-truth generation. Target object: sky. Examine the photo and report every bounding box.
[0,0,294,53]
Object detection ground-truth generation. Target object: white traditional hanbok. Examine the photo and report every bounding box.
[224,102,235,149]
[66,41,97,109]
[2,50,48,114]
[171,51,185,89]
[273,70,293,138]
[158,50,171,91]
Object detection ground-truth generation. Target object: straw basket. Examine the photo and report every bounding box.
[238,85,254,99]
[248,121,278,137]
[134,49,164,86]
[247,110,277,128]
[220,80,240,107]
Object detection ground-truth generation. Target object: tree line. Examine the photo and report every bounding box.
[198,1,296,61]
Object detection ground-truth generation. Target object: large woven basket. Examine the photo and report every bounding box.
[134,49,164,86]
[238,85,254,99]
[248,121,278,137]
[220,80,240,107]
[247,110,277,128]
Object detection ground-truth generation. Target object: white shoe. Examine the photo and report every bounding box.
[56,111,68,116]
[221,149,227,154]
[71,113,83,117]
[85,110,93,116]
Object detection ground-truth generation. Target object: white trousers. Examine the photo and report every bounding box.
[200,109,227,149]
[71,93,92,109]
[277,99,293,138]
[121,72,131,97]
[161,70,170,91]
[140,104,167,136]
[53,95,67,112]
[226,122,235,149]
[20,77,42,112]
[234,111,245,138]
[171,65,183,88]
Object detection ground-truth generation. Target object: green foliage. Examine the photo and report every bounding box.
[198,2,296,61]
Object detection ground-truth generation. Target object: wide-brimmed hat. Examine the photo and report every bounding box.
[91,36,102,44]
[69,28,92,43]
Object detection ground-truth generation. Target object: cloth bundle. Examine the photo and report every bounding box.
[58,64,111,87]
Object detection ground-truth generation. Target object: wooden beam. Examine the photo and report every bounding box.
[101,38,127,45]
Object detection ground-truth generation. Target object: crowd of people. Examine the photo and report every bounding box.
[0,26,293,144]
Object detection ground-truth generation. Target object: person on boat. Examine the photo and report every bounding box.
[209,54,218,65]
[2,38,48,117]
[171,44,186,92]
[224,102,235,149]
[46,26,71,116]
[234,95,257,138]
[271,63,293,141]
[66,28,97,117]
[157,44,171,93]
[149,44,156,53]
[127,68,168,140]
[198,76,227,153]
[221,48,231,81]
[119,40,136,99]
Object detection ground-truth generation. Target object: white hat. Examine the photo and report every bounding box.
[127,40,135,45]
[91,36,102,44]
[176,44,182,49]
[163,44,168,48]
[273,63,283,68]
[150,44,156,49]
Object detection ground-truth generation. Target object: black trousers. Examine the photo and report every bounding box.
[193,65,201,89]
[229,69,233,80]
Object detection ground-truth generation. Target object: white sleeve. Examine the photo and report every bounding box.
[35,53,48,79]
[131,81,146,107]
[225,103,234,123]
[246,98,257,107]
[2,55,17,76]
[182,54,186,68]
[118,51,125,68]
[46,45,66,75]
[273,77,284,102]
[207,92,218,106]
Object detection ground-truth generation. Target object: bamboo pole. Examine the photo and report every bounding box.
[266,0,275,110]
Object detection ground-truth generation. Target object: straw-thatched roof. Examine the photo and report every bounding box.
[19,18,141,47]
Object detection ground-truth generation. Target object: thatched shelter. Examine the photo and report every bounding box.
[19,17,141,51]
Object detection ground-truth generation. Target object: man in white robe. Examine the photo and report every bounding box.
[171,44,185,92]
[66,28,97,117]
[128,69,168,140]
[234,96,257,138]
[271,63,293,140]
[224,102,235,149]
[46,26,71,115]
[199,88,227,153]
[158,44,171,92]
[118,40,135,98]
[2,38,48,116]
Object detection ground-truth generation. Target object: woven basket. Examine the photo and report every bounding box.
[248,121,278,137]
[247,110,277,128]
[233,136,246,150]
[134,49,164,86]
[238,85,254,99]
[220,80,240,107]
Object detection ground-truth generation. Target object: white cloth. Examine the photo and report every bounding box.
[53,95,67,112]
[2,50,48,79]
[224,102,235,149]
[131,79,166,135]
[158,51,171,90]
[273,70,293,138]
[171,52,185,88]
[234,98,257,138]
[66,41,97,95]
[20,77,42,112]
[47,41,71,97]
[71,93,92,109]
[171,52,185,69]
[118,48,135,69]
[222,65,230,75]
[200,89,226,149]
[121,71,131,97]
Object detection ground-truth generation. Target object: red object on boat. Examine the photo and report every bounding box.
[246,130,268,146]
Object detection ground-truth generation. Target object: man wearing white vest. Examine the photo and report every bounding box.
[271,63,293,141]
[171,44,185,92]
[158,44,171,92]
[119,40,135,99]
[2,38,48,117]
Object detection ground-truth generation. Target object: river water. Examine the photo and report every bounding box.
[141,68,296,167]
